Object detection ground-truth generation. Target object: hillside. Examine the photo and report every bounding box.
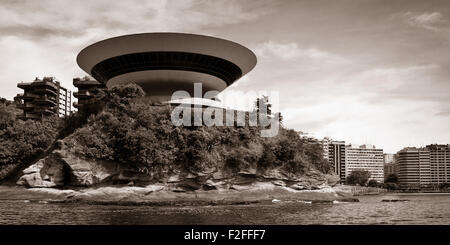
[1,84,354,203]
[0,98,58,180]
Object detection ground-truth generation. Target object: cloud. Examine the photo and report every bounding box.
[0,0,274,100]
[1,0,450,153]
[401,11,445,31]
[351,64,448,104]
[254,41,343,62]
[0,0,275,41]
[408,12,442,25]
[336,63,450,119]
[241,58,449,153]
[435,110,450,117]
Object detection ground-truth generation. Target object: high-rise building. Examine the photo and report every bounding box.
[15,77,71,120]
[328,140,346,183]
[427,144,450,185]
[317,138,346,183]
[321,137,331,161]
[383,153,397,179]
[58,86,71,117]
[345,144,384,183]
[72,76,106,109]
[384,153,394,164]
[396,147,431,189]
[395,145,450,189]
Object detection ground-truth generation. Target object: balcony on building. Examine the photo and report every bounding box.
[17,82,32,89]
[73,90,92,99]
[73,102,82,109]
[16,103,35,111]
[34,107,56,115]
[35,94,57,106]
[15,93,39,101]
[32,87,58,96]
[73,77,103,88]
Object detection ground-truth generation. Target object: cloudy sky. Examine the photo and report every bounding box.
[1,0,449,153]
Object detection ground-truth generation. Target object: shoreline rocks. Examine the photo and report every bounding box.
[15,141,343,193]
[16,181,358,206]
[12,140,360,206]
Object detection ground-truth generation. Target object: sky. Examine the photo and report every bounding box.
[1,0,449,153]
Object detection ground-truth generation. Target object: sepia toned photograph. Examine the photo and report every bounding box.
[0,0,449,238]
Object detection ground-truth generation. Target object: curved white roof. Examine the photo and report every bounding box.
[76,32,257,77]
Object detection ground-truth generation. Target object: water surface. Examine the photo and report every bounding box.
[0,191,449,224]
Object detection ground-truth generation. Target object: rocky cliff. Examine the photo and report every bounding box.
[12,84,354,203]
[17,139,341,191]
[15,139,355,204]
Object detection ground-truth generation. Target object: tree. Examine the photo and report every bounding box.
[254,96,272,115]
[253,96,283,128]
[0,116,59,180]
[110,82,145,99]
[0,104,15,130]
[384,182,398,190]
[439,183,450,189]
[275,112,283,125]
[346,170,371,186]
[385,174,398,184]
[367,179,379,187]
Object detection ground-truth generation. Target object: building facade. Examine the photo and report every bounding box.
[328,140,346,183]
[72,76,106,109]
[383,153,397,179]
[427,144,450,185]
[384,162,397,179]
[396,147,431,189]
[15,77,71,120]
[321,137,331,161]
[316,138,346,183]
[76,33,257,103]
[58,86,71,117]
[345,144,384,183]
[395,145,450,189]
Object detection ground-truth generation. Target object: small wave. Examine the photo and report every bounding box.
[333,201,348,204]
[382,199,410,202]
[297,200,312,204]
[271,199,281,203]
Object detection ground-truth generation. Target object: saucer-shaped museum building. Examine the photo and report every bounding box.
[76,33,257,102]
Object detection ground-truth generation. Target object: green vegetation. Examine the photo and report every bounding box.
[346,170,371,186]
[65,83,331,178]
[385,173,398,183]
[0,99,59,180]
[367,179,380,187]
[383,173,398,190]
[0,84,331,182]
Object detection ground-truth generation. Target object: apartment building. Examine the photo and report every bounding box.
[427,144,450,185]
[396,147,431,189]
[15,77,71,120]
[329,140,346,183]
[345,144,384,183]
[72,76,106,109]
[384,153,397,179]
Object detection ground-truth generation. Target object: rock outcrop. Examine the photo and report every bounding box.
[16,156,68,187]
[20,182,357,205]
[17,141,124,187]
[325,174,341,187]
[16,140,344,203]
[14,142,356,204]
